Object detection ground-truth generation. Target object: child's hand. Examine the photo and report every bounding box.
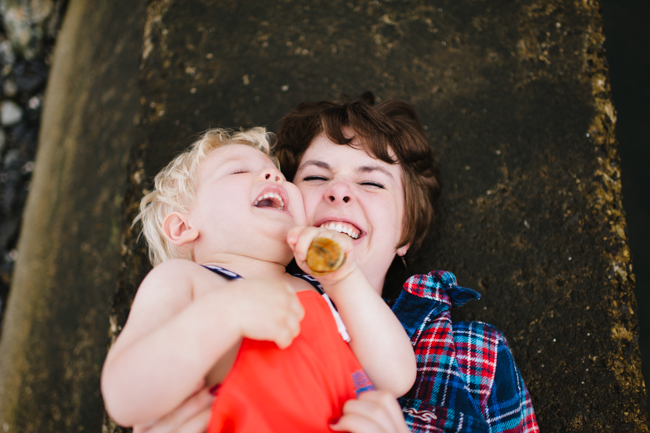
[287,226,359,289]
[231,278,304,349]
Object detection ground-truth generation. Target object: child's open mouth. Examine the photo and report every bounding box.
[253,191,285,211]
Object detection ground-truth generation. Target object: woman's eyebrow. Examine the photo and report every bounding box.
[297,160,331,171]
[357,165,394,179]
[296,160,393,179]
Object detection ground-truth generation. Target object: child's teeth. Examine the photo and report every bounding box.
[254,192,284,209]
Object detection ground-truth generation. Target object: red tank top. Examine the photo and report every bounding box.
[208,290,374,433]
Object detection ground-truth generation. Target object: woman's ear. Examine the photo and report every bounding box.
[163,212,199,246]
[396,243,410,257]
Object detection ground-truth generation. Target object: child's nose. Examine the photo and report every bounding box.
[260,168,284,183]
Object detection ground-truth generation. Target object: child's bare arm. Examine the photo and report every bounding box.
[101,259,303,427]
[325,267,416,397]
[288,227,416,397]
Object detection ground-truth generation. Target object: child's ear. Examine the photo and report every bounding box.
[163,212,199,246]
[396,243,410,257]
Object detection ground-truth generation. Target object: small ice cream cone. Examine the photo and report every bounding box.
[306,237,346,275]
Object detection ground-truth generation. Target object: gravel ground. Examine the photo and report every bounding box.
[0,1,67,327]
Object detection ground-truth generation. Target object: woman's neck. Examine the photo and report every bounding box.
[364,270,386,296]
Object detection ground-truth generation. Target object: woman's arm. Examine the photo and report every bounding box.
[132,387,214,433]
[101,259,304,427]
[331,390,411,433]
[484,337,539,433]
[288,227,416,396]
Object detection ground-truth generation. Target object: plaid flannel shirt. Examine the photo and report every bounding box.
[392,271,539,433]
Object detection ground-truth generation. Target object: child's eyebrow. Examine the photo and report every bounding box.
[218,157,249,167]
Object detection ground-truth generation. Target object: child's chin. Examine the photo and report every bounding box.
[274,248,294,267]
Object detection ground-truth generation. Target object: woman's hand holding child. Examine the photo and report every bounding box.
[132,387,214,433]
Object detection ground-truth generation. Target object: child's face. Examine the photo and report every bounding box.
[188,144,306,264]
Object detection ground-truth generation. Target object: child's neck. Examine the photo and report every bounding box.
[199,253,289,280]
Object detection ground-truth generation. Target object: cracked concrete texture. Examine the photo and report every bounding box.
[0,0,646,431]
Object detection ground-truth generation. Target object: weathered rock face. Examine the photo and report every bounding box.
[0,0,144,431]
[0,0,646,432]
[0,0,63,60]
[0,0,64,335]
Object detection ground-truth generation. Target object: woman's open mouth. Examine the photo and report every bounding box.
[318,221,361,240]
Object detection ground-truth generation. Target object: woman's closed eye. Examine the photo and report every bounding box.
[302,175,329,182]
[360,181,385,189]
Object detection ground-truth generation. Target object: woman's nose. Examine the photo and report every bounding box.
[260,167,284,183]
[326,182,353,204]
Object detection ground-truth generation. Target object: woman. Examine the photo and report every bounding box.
[134,93,538,433]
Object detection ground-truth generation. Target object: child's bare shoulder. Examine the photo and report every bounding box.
[137,259,231,301]
[286,273,321,293]
[138,259,199,294]
[118,260,228,344]
[110,260,204,352]
[145,258,201,278]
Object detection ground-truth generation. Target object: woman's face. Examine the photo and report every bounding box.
[293,130,409,294]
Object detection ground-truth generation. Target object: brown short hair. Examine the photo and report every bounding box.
[275,92,440,254]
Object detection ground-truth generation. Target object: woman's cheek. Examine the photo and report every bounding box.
[298,187,318,223]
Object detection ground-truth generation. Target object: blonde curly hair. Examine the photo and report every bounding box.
[135,127,277,266]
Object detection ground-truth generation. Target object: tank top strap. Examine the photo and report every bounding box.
[202,264,243,280]
[202,266,350,343]
[293,273,350,343]
[291,273,325,294]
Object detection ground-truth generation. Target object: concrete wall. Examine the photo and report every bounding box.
[0,0,646,431]
[0,0,144,430]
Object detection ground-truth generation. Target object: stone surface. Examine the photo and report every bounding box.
[0,100,22,125]
[0,0,646,432]
[118,0,647,431]
[0,0,144,431]
[0,39,15,65]
[0,0,66,328]
[2,78,18,97]
[0,0,55,60]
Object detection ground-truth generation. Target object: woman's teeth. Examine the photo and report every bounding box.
[254,192,285,211]
[319,222,360,240]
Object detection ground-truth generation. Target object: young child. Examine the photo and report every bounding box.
[101,127,416,432]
